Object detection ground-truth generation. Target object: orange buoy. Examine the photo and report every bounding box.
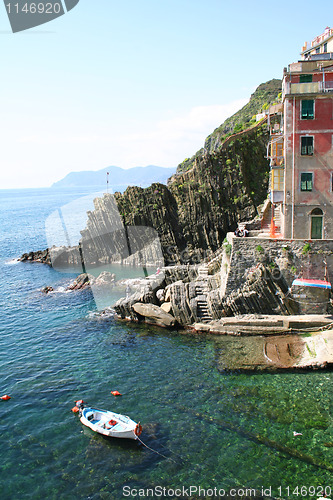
[108,419,117,426]
[1,395,11,401]
[134,423,142,436]
[111,391,122,397]
[71,406,79,413]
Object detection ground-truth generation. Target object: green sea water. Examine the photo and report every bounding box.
[0,188,332,500]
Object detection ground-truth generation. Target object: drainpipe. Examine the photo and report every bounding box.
[291,97,296,239]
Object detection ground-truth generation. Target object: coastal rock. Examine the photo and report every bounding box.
[221,264,297,317]
[95,271,116,285]
[161,302,172,314]
[168,281,195,326]
[20,249,51,265]
[114,291,143,321]
[41,286,54,294]
[156,288,165,303]
[20,81,281,270]
[164,287,171,302]
[132,303,176,327]
[67,273,95,291]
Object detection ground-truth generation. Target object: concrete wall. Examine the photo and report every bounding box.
[224,235,333,296]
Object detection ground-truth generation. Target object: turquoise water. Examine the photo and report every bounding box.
[0,188,332,500]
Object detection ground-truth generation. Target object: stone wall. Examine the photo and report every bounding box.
[225,236,333,295]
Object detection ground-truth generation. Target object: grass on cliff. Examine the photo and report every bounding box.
[177,78,282,174]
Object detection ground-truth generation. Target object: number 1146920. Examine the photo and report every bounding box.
[6,3,62,14]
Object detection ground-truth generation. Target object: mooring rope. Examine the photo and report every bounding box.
[134,434,181,464]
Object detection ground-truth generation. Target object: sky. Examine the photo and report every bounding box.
[0,0,332,189]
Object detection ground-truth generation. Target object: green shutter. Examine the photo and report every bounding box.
[300,74,312,83]
[301,136,313,155]
[301,100,314,119]
[300,172,313,191]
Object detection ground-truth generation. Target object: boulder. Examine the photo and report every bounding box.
[132,303,176,327]
[67,273,95,291]
[114,291,143,321]
[95,271,116,285]
[156,288,165,303]
[164,287,171,302]
[161,302,172,314]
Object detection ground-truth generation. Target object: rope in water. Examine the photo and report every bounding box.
[134,434,181,464]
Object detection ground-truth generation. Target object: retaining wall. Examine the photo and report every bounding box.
[225,236,333,296]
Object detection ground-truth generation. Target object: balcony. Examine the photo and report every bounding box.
[283,80,333,97]
[306,52,333,61]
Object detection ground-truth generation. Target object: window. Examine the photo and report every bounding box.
[301,136,314,155]
[316,47,320,54]
[301,100,314,119]
[301,172,313,191]
[271,168,284,191]
[300,74,312,83]
[324,42,328,53]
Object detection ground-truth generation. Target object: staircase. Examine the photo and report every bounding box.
[195,282,212,323]
[260,202,282,238]
[197,264,209,279]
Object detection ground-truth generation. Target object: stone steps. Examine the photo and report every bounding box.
[195,282,212,321]
[197,300,213,322]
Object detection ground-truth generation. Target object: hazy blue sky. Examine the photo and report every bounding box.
[0,0,331,188]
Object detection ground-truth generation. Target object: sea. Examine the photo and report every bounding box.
[0,187,332,500]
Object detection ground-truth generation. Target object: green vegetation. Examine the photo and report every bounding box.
[256,244,264,254]
[302,243,311,255]
[203,79,282,156]
[224,243,232,256]
[176,79,282,174]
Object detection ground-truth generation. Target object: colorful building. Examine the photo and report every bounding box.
[268,28,333,240]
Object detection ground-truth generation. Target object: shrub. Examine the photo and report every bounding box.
[224,243,232,256]
[302,243,311,255]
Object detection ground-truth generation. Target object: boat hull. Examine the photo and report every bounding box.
[80,407,139,440]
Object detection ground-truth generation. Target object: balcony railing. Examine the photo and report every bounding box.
[284,80,333,96]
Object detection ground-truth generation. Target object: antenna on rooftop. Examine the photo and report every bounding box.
[106,171,109,193]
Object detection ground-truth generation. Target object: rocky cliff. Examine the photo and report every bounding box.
[79,80,281,267]
[20,79,282,269]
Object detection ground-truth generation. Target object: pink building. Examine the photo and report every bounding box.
[268,28,333,239]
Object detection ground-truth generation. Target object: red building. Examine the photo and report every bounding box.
[268,29,333,239]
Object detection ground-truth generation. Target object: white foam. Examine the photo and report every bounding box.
[5,258,19,266]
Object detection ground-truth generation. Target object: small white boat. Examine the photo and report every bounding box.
[79,406,142,440]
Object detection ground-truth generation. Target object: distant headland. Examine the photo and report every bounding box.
[51,165,176,191]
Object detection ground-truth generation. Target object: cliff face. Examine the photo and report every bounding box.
[112,122,270,266]
[21,79,281,269]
